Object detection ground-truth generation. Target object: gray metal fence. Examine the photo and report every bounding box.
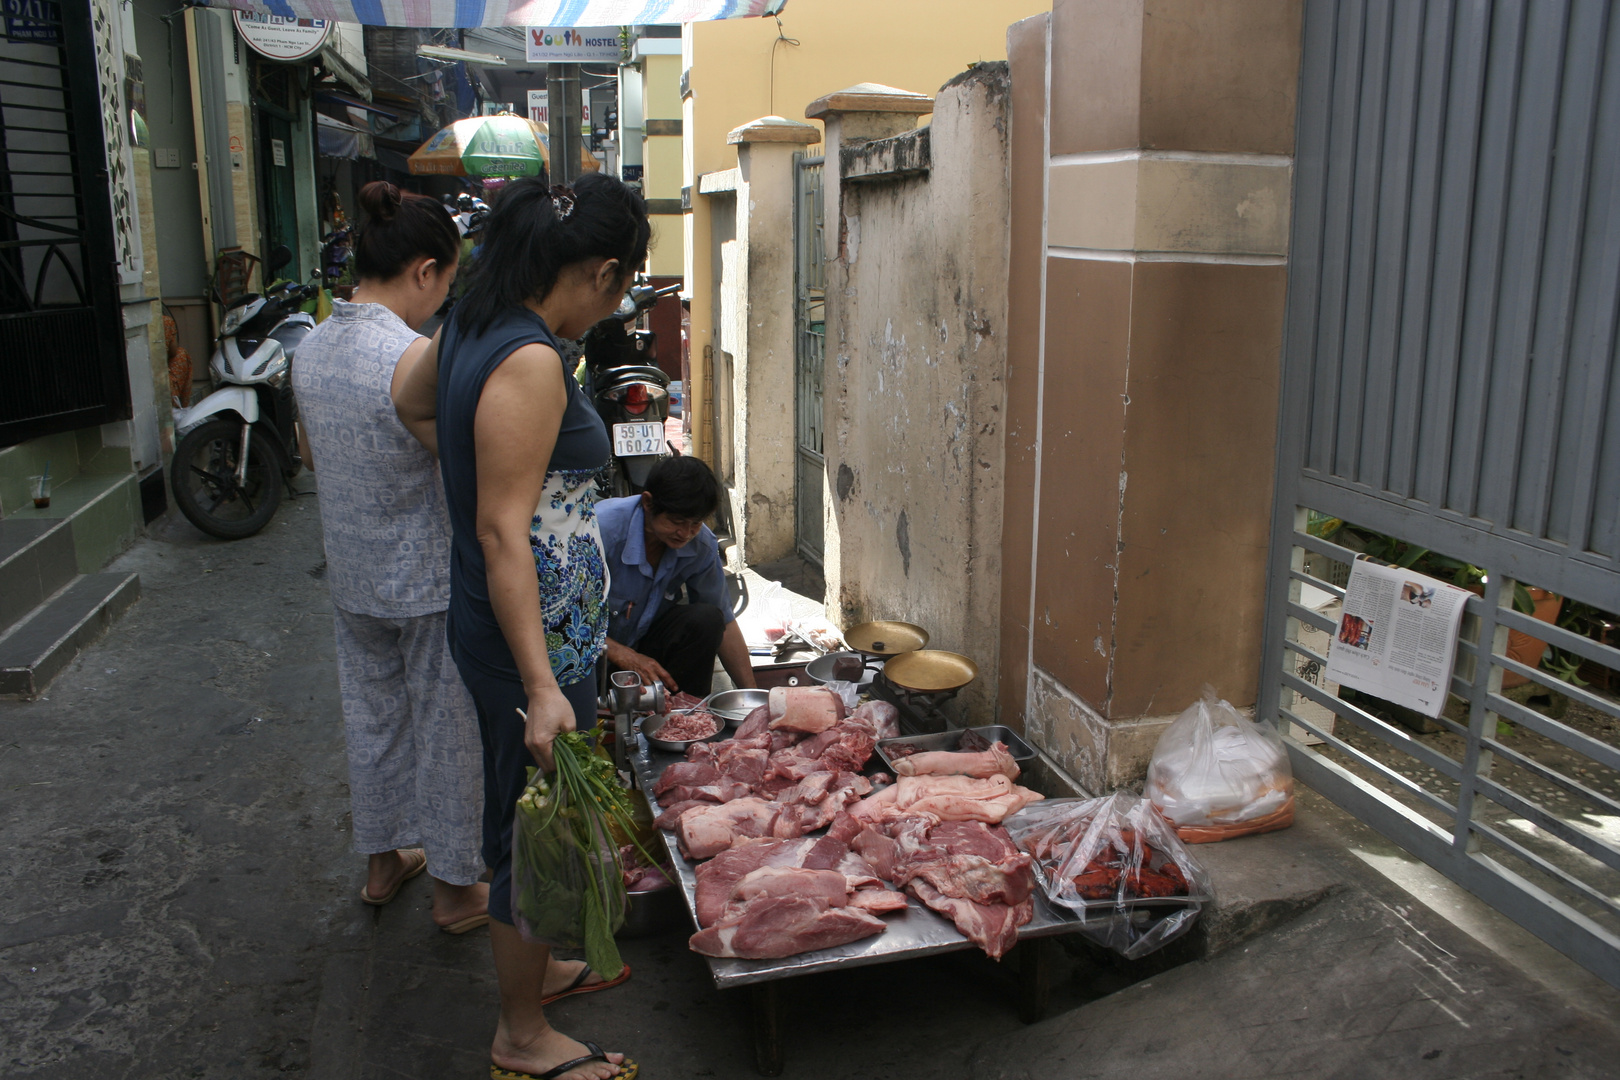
[794,155,826,566]
[1262,0,1620,988]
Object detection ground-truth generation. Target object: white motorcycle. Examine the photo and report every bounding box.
[170,246,317,540]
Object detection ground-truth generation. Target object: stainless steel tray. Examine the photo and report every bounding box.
[627,741,1082,988]
[874,725,1038,773]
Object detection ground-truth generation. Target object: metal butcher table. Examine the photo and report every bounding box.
[627,739,1083,1076]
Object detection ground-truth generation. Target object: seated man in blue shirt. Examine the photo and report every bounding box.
[598,456,758,696]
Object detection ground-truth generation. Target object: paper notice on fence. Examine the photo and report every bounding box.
[1323,557,1470,718]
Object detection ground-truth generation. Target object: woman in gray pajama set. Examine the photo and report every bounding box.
[293,181,488,933]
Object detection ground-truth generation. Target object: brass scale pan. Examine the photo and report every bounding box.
[843,621,978,694]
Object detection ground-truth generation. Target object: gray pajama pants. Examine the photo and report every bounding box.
[333,607,484,885]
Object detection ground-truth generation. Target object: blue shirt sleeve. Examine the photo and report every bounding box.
[681,530,735,624]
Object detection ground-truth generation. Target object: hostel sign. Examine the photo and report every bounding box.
[233,12,332,62]
[525,26,622,63]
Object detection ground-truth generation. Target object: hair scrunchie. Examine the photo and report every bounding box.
[549,185,576,221]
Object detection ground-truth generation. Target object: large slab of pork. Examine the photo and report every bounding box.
[689,894,888,959]
[677,798,783,859]
[848,700,900,740]
[766,686,845,734]
[851,773,1044,825]
[906,879,1032,960]
[892,742,1021,781]
[693,831,900,928]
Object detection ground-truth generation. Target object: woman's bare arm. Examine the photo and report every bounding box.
[474,343,574,768]
[391,331,440,456]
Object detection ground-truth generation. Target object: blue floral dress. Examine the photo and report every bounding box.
[532,468,609,684]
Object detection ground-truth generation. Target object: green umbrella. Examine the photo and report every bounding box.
[408,114,550,178]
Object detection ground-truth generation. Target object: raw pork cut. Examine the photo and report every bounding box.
[892,742,1020,781]
[906,879,1031,960]
[693,837,817,926]
[688,896,887,959]
[719,866,850,921]
[678,798,782,859]
[850,700,901,740]
[767,686,844,734]
[851,774,1044,825]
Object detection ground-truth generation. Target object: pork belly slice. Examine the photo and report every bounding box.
[716,866,849,923]
[688,896,887,959]
[653,761,720,796]
[693,837,817,927]
[851,774,1044,825]
[658,779,755,806]
[678,797,782,860]
[766,686,845,734]
[653,798,714,831]
[849,888,910,914]
[903,853,1035,907]
[892,742,1020,782]
[735,705,773,740]
[906,879,1031,961]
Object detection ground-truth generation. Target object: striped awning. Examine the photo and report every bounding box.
[205,0,786,28]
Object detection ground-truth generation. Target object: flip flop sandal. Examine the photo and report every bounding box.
[540,963,632,1007]
[490,1044,637,1080]
[438,912,491,935]
[359,849,427,906]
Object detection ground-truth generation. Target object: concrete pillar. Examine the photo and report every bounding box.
[725,116,820,567]
[999,0,1304,792]
[805,83,935,267]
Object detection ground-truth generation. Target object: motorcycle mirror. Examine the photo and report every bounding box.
[267,245,292,274]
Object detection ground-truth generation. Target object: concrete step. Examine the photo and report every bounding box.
[0,518,79,635]
[0,572,141,699]
[4,470,141,574]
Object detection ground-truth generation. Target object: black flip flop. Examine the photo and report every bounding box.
[489,1043,638,1080]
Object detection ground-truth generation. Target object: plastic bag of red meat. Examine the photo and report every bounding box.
[1004,793,1211,959]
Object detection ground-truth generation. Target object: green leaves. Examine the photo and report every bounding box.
[511,732,665,981]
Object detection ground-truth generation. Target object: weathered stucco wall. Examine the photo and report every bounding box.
[824,66,1011,722]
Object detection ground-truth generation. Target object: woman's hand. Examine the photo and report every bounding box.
[604,639,676,693]
[523,683,576,771]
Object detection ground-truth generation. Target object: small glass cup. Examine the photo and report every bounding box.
[28,475,50,509]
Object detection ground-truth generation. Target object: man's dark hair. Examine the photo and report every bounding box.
[643,456,721,521]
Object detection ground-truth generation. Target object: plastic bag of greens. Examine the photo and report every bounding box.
[511,727,660,979]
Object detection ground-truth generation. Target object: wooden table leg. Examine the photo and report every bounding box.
[1016,939,1049,1024]
[749,982,784,1076]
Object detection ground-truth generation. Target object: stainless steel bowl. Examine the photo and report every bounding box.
[642,711,728,753]
[707,688,770,724]
[805,651,883,687]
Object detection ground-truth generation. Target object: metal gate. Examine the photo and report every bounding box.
[793,154,826,565]
[0,6,129,447]
[1261,0,1620,987]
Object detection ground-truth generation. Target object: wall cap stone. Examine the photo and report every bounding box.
[728,116,821,145]
[805,82,934,120]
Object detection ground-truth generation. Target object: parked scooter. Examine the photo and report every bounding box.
[170,246,317,540]
[581,278,683,495]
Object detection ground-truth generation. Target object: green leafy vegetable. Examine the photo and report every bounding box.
[511,727,664,980]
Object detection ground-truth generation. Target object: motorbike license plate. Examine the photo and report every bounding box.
[613,421,666,456]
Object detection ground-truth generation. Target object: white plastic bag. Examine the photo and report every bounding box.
[1145,688,1295,843]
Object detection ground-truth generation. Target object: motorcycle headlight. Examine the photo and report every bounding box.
[266,367,289,390]
[221,309,242,335]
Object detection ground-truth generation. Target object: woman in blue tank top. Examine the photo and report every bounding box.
[394,174,646,1080]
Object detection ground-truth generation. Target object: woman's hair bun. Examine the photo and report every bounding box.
[358,181,404,222]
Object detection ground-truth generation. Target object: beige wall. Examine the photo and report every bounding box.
[682,0,1049,473]
[823,69,1013,723]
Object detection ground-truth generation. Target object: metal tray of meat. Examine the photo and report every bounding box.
[874,725,1038,774]
[1028,857,1210,914]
